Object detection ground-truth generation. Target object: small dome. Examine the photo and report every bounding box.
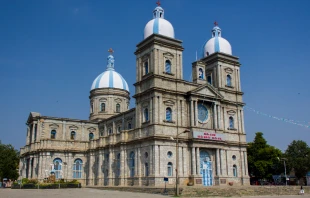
[203,23,232,57]
[144,5,174,39]
[91,49,129,92]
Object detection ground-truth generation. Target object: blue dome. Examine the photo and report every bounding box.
[90,52,129,92]
[91,70,129,91]
[144,4,174,39]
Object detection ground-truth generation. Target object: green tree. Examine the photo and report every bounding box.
[0,140,20,180]
[284,140,310,181]
[247,132,283,180]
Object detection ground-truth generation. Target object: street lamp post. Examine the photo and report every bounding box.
[173,129,190,197]
[281,158,288,186]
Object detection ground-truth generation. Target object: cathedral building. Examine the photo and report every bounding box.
[19,3,249,187]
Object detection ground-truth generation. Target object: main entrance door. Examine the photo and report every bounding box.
[200,150,213,186]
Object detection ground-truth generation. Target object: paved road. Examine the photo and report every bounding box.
[0,188,166,198]
[0,188,308,198]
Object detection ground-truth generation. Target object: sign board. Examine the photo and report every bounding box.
[193,131,225,141]
[196,179,202,184]
[164,177,168,182]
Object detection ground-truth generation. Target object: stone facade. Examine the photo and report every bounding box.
[19,33,249,187]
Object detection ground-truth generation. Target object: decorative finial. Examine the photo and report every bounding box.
[214,21,218,26]
[108,48,114,54]
[107,48,115,70]
[156,0,161,6]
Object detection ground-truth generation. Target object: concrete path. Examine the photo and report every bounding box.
[0,188,308,198]
[0,188,166,198]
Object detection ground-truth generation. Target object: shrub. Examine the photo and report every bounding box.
[22,178,29,184]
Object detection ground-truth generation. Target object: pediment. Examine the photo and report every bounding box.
[163,100,175,106]
[163,52,174,59]
[227,110,236,115]
[224,67,233,74]
[87,127,96,132]
[49,123,59,129]
[114,98,122,103]
[99,97,107,102]
[69,125,79,130]
[189,84,223,99]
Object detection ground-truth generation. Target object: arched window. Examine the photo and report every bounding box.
[70,131,76,140]
[130,151,135,177]
[101,103,106,112]
[100,127,104,136]
[198,68,204,79]
[165,60,171,73]
[229,116,234,129]
[233,165,237,177]
[51,130,56,139]
[207,76,212,84]
[117,126,121,133]
[53,158,62,179]
[108,128,112,134]
[128,122,132,129]
[167,162,173,176]
[89,133,94,140]
[144,108,149,122]
[166,107,172,122]
[91,103,94,113]
[116,104,120,113]
[144,62,149,75]
[116,153,121,177]
[145,163,149,176]
[227,75,232,86]
[73,159,83,178]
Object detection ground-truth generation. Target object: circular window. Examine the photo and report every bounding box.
[198,104,209,123]
[167,151,173,158]
[145,152,148,158]
[232,155,236,160]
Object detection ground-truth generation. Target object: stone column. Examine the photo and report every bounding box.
[196,147,200,175]
[31,125,35,144]
[150,145,154,176]
[137,147,142,185]
[108,149,112,186]
[195,100,198,126]
[159,96,163,124]
[217,105,221,129]
[98,150,103,185]
[150,97,153,124]
[62,121,66,141]
[243,151,248,176]
[241,110,245,133]
[219,149,222,176]
[213,104,218,129]
[237,108,241,132]
[89,152,94,185]
[32,156,37,178]
[240,151,244,179]
[190,100,194,126]
[191,147,196,175]
[216,149,220,176]
[120,147,125,185]
[223,107,226,130]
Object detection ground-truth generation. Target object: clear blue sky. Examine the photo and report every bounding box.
[1,0,309,151]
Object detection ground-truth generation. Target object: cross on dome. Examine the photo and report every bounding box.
[108,48,114,54]
[214,21,218,26]
[156,0,161,6]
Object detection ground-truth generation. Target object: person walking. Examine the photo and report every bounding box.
[299,185,304,195]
